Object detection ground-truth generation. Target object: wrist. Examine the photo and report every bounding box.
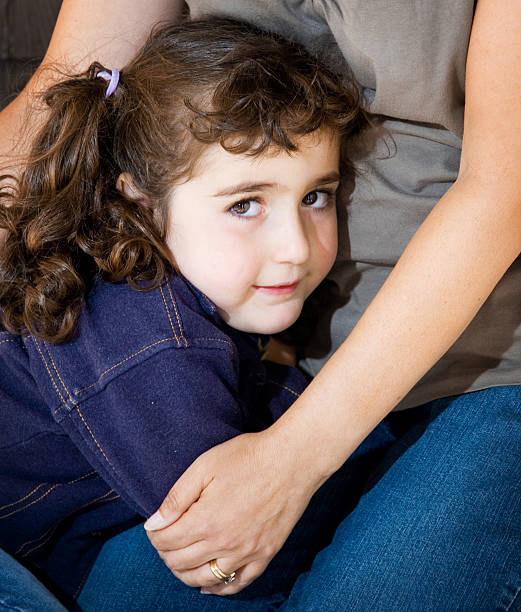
[266,397,348,497]
[266,355,389,491]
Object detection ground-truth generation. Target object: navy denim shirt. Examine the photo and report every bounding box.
[0,274,307,604]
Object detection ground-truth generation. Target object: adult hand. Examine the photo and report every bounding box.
[144,427,323,595]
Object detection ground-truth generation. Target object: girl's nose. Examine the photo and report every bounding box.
[272,212,311,265]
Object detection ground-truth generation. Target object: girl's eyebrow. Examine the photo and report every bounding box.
[212,172,341,198]
[313,172,341,186]
[213,183,274,197]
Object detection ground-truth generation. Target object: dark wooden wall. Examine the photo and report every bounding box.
[0,0,61,109]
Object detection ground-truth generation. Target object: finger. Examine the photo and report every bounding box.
[144,459,212,531]
[169,562,222,588]
[154,539,215,571]
[200,559,268,596]
[156,551,220,588]
[146,501,213,550]
[168,557,243,588]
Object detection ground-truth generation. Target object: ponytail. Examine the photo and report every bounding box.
[0,63,170,343]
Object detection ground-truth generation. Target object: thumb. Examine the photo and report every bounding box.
[143,463,206,531]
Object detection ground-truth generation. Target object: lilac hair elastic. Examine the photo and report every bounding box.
[97,68,120,97]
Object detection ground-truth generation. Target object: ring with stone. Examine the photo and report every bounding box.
[209,559,237,584]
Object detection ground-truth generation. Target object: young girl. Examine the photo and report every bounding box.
[0,18,367,607]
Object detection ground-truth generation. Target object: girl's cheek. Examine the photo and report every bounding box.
[317,221,338,264]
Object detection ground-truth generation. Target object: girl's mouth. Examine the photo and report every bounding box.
[253,281,300,296]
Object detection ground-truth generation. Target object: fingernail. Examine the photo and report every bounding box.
[144,510,169,531]
[200,589,212,595]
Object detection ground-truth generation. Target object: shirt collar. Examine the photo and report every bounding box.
[180,274,270,349]
[180,275,221,322]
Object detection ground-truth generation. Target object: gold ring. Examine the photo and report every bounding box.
[209,559,237,584]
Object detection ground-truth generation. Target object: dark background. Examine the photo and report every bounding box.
[0,0,61,110]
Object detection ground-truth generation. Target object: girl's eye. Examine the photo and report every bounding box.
[228,199,262,218]
[302,190,334,209]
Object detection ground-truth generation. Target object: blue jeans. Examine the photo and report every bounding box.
[77,386,521,611]
[0,548,67,612]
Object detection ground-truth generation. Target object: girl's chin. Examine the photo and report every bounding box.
[231,313,302,336]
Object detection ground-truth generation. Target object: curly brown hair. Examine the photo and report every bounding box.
[0,18,368,344]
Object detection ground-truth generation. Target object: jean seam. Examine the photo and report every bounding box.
[44,341,76,407]
[506,583,521,611]
[0,601,27,612]
[70,337,177,399]
[266,379,301,398]
[18,490,120,559]
[74,559,98,601]
[193,336,235,350]
[57,337,234,414]
[0,472,97,522]
[32,337,68,411]
[0,485,59,521]
[159,281,181,345]
[165,278,188,347]
[75,405,118,474]
[0,483,46,511]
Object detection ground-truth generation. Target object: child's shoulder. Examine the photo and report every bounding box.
[85,273,227,348]
[79,273,237,361]
[24,274,238,412]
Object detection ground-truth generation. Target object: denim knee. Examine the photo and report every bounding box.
[281,387,521,612]
[0,548,67,612]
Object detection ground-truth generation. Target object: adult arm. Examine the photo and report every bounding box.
[0,0,185,169]
[145,0,521,594]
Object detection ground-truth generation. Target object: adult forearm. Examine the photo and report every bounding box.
[0,0,185,167]
[270,176,521,485]
[282,0,521,486]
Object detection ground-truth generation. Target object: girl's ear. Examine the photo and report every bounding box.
[116,172,152,207]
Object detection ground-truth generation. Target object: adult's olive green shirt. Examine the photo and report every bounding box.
[188,0,521,409]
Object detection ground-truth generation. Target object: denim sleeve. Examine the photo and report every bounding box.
[54,345,245,517]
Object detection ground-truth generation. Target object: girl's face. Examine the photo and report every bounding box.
[166,129,340,334]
